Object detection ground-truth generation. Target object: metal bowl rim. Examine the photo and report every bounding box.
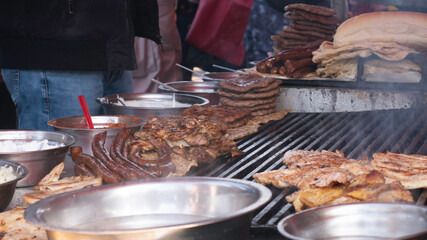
[0,159,29,187]
[277,202,427,240]
[158,81,219,93]
[25,176,272,234]
[47,115,144,130]
[97,93,209,109]
[0,130,76,155]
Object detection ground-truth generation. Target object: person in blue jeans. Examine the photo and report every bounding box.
[0,0,161,130]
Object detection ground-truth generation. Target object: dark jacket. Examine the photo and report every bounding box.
[0,0,161,71]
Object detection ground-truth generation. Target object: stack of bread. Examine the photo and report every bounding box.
[312,11,427,82]
[271,3,341,54]
[217,74,282,117]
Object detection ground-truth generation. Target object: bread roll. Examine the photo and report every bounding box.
[334,11,427,50]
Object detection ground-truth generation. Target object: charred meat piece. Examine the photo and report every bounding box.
[142,116,227,147]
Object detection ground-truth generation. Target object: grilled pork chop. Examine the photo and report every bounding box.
[372,152,427,189]
[287,170,414,211]
[253,150,373,189]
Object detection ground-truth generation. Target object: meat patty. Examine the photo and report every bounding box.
[217,86,280,99]
[179,105,251,124]
[219,74,277,92]
[220,95,278,108]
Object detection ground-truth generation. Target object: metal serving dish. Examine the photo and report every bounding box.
[47,115,144,155]
[0,159,28,212]
[0,130,75,187]
[97,93,209,120]
[25,177,272,240]
[158,81,220,105]
[277,202,427,240]
[202,72,240,82]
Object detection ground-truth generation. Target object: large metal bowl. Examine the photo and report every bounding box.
[158,81,220,105]
[0,130,76,187]
[25,177,272,240]
[97,93,209,120]
[0,159,28,212]
[47,115,144,155]
[277,202,427,240]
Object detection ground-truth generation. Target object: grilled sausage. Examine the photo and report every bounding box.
[288,58,315,74]
[110,128,157,179]
[74,164,95,177]
[71,146,123,184]
[292,66,314,78]
[92,131,139,180]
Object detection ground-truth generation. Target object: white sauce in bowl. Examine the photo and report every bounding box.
[114,96,192,108]
[0,140,64,153]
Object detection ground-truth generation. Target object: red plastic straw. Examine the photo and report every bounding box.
[78,95,94,129]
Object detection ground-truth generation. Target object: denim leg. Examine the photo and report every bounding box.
[46,71,104,122]
[1,69,132,130]
[2,69,50,130]
[103,70,133,96]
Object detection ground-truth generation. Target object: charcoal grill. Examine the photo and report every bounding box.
[189,107,427,239]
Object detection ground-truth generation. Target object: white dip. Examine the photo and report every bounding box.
[0,165,16,183]
[0,139,64,153]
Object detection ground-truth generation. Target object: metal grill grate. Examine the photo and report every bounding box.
[190,108,427,230]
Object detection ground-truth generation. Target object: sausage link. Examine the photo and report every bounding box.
[110,128,157,179]
[292,66,314,78]
[255,61,268,73]
[92,131,139,180]
[278,66,287,76]
[288,58,315,74]
[74,164,95,177]
[270,66,279,74]
[71,146,123,183]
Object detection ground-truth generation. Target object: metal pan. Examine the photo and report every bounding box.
[25,177,271,240]
[277,202,427,240]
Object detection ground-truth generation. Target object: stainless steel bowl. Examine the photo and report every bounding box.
[202,72,240,82]
[0,160,28,212]
[277,202,427,240]
[97,93,209,120]
[158,81,220,105]
[47,115,144,156]
[25,177,272,240]
[0,130,76,187]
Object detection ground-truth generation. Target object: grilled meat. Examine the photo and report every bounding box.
[179,105,251,128]
[372,152,427,189]
[142,116,227,147]
[254,150,414,211]
[288,170,414,211]
[219,74,277,92]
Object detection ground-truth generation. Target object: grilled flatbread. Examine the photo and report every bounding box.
[0,207,47,240]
